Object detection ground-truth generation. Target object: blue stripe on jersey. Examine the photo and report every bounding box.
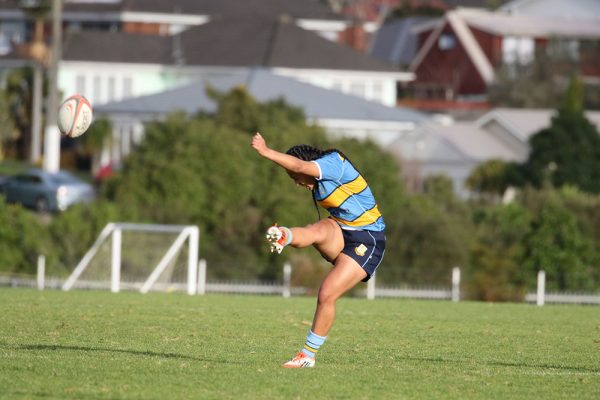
[314,152,385,231]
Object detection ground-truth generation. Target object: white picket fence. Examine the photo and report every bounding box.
[1,266,599,305]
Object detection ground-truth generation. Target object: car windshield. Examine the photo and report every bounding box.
[49,172,81,185]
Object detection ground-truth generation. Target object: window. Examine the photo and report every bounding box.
[16,174,41,184]
[438,33,456,50]
[331,80,343,92]
[371,82,383,102]
[93,75,102,103]
[548,39,580,62]
[502,36,534,65]
[122,77,133,98]
[108,76,116,101]
[349,82,366,97]
[75,75,86,94]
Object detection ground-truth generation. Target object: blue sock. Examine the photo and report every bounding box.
[301,330,327,358]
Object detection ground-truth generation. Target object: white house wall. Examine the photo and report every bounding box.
[316,118,416,146]
[59,62,173,105]
[59,63,246,106]
[272,67,412,107]
[59,61,408,108]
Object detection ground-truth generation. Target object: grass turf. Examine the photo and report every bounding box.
[0,288,598,399]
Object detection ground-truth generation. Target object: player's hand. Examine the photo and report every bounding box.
[251,132,269,156]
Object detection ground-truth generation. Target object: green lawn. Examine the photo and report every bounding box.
[0,289,598,399]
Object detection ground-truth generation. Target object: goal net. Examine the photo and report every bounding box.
[62,223,199,294]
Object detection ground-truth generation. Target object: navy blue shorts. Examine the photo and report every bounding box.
[340,229,386,282]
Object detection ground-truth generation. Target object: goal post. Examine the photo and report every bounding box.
[62,223,200,295]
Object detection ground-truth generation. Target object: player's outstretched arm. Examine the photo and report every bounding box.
[251,132,319,177]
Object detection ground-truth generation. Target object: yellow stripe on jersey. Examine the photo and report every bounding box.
[330,205,382,227]
[318,175,368,209]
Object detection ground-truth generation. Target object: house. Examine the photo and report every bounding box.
[499,0,600,21]
[407,7,600,111]
[389,106,600,194]
[92,68,429,170]
[336,0,510,53]
[475,107,600,160]
[0,0,348,44]
[387,120,519,195]
[370,17,436,68]
[59,16,413,107]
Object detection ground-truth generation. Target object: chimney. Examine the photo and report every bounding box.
[339,22,368,53]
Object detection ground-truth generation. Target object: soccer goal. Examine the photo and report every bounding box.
[62,223,199,295]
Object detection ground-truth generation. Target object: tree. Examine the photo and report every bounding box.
[465,160,523,199]
[381,193,471,285]
[522,76,600,193]
[466,203,531,301]
[100,87,407,281]
[0,197,51,274]
[518,185,600,291]
[522,203,594,291]
[423,174,454,206]
[3,68,36,158]
[0,88,17,159]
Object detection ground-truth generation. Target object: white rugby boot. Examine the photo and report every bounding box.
[265,224,291,254]
[282,352,316,368]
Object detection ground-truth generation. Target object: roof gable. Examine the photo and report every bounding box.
[410,10,494,84]
[477,107,600,141]
[389,121,521,163]
[425,122,519,161]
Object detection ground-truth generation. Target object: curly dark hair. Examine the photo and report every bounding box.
[285,144,360,219]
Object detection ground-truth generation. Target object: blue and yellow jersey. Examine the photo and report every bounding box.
[312,152,385,232]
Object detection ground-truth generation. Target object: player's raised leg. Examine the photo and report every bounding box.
[266,218,343,259]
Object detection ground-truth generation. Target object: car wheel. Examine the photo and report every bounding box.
[35,196,49,213]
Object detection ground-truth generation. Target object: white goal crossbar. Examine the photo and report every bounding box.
[62,223,199,295]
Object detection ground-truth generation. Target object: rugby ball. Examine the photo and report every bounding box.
[58,94,93,138]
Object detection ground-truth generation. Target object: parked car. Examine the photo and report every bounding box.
[0,168,95,212]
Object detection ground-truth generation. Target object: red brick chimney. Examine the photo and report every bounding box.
[339,22,368,53]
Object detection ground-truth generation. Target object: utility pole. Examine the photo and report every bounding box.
[17,0,50,164]
[30,18,45,164]
[43,0,62,172]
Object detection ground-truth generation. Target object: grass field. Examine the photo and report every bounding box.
[0,289,598,399]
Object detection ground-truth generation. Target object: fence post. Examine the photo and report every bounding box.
[452,267,460,302]
[536,270,545,306]
[197,259,207,295]
[37,255,45,291]
[111,227,121,293]
[187,227,199,295]
[283,262,291,298]
[367,274,375,300]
